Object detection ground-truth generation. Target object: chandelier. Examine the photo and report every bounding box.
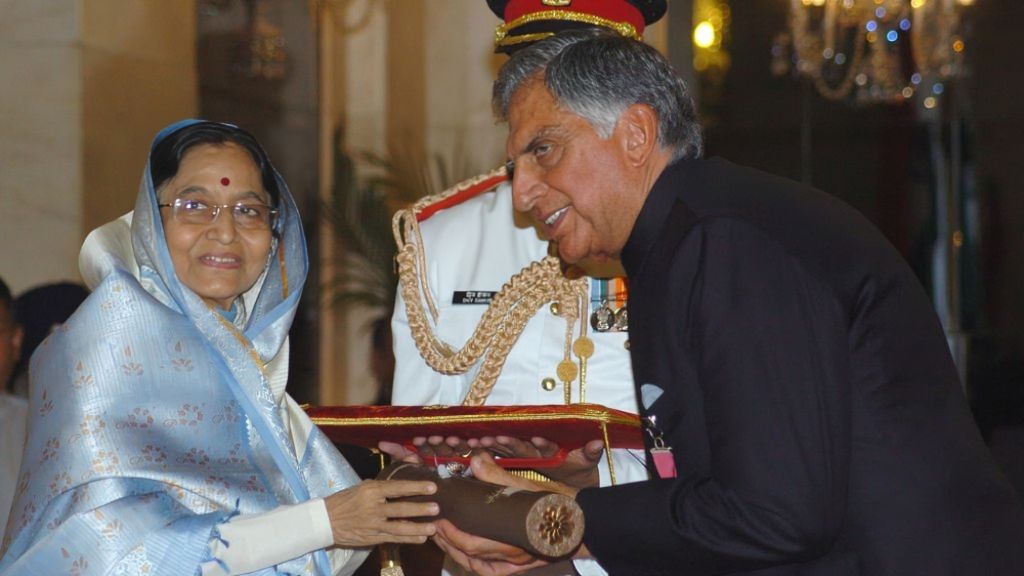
[199,0,289,82]
[772,0,975,107]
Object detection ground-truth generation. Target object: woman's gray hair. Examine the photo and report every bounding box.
[493,28,703,161]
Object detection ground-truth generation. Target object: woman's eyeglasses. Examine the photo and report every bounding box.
[158,198,278,230]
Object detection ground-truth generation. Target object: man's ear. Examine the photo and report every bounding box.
[617,103,660,166]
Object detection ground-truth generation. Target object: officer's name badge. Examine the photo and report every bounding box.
[453,291,497,305]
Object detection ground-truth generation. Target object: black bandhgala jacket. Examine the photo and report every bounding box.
[577,157,1024,575]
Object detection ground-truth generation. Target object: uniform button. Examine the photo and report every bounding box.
[541,377,557,391]
[549,302,560,316]
[624,340,631,350]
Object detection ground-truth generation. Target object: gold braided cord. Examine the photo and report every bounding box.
[463,265,584,407]
[495,31,556,49]
[576,294,590,404]
[494,10,641,45]
[560,297,577,404]
[509,468,554,483]
[397,249,585,406]
[392,166,508,323]
[391,166,587,406]
[600,421,617,486]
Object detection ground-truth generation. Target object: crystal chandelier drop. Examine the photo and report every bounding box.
[772,0,975,106]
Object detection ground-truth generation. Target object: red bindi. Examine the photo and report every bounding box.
[220,177,231,186]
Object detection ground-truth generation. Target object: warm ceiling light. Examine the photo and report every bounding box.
[693,21,716,49]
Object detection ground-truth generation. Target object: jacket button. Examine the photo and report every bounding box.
[549,302,560,316]
[541,377,557,391]
[624,340,631,350]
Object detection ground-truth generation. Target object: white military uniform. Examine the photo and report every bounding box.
[391,174,646,575]
[392,176,645,483]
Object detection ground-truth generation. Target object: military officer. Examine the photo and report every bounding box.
[391,0,667,488]
[389,4,668,575]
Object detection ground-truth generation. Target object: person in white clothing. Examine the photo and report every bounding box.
[0,121,438,576]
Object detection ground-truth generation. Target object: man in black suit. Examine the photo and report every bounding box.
[432,29,1024,575]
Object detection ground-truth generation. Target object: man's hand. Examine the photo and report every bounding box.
[434,519,548,576]
[481,436,604,489]
[434,452,552,575]
[470,450,565,493]
[534,438,603,488]
[432,452,587,574]
[404,432,603,490]
[378,440,422,464]
[411,435,475,460]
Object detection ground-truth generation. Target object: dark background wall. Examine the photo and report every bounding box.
[197,0,322,403]
[694,0,1024,440]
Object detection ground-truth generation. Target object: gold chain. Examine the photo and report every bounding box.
[392,168,587,407]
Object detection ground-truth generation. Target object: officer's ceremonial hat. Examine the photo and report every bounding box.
[487,0,668,53]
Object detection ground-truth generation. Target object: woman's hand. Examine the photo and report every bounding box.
[325,479,439,548]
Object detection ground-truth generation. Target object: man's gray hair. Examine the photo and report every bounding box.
[493,29,703,161]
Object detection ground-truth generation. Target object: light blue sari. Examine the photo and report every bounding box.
[0,120,358,575]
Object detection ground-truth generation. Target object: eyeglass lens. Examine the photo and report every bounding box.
[171,199,275,230]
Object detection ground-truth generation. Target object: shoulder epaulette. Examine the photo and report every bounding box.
[411,166,508,223]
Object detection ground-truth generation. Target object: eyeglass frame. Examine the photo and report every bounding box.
[157,198,279,231]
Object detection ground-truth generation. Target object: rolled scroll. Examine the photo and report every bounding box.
[379,461,585,559]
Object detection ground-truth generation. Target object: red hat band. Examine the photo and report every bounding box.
[496,0,646,49]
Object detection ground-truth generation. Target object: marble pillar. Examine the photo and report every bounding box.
[0,0,196,293]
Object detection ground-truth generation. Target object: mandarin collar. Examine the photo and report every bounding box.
[621,158,696,277]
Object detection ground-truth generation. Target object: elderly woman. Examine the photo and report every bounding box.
[0,120,437,576]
